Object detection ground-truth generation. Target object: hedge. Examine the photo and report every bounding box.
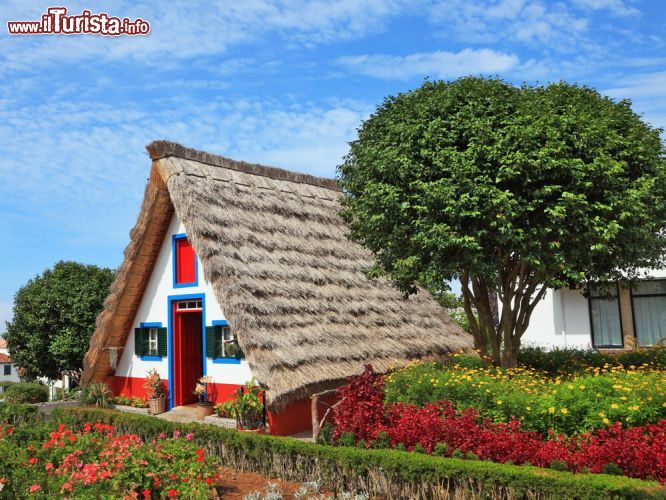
[50,407,665,499]
[3,382,49,404]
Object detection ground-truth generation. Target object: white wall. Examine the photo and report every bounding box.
[113,214,252,386]
[0,362,20,387]
[524,267,666,349]
[523,288,593,349]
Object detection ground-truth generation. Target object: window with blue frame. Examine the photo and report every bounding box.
[173,234,198,287]
[135,323,167,359]
[206,321,244,362]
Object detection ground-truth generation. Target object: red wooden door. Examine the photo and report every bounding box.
[173,309,203,406]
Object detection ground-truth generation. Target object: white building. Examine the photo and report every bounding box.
[523,270,666,350]
[0,339,20,390]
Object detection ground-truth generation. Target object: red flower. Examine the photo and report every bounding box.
[195,448,205,463]
[29,457,38,465]
[29,484,41,492]
[167,489,179,497]
[142,489,151,499]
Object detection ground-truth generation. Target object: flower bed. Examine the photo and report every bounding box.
[332,366,666,483]
[55,407,666,498]
[0,420,219,498]
[385,359,666,435]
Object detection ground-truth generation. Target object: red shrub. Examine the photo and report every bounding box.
[332,365,386,443]
[333,366,666,482]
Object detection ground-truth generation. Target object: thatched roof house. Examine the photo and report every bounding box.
[82,141,471,430]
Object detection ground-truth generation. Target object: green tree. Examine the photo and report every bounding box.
[339,77,666,367]
[5,261,115,380]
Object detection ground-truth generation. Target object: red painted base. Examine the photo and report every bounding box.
[105,376,337,436]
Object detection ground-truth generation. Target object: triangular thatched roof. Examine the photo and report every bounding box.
[82,141,473,411]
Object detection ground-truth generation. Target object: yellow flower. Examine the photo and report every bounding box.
[526,406,532,411]
[598,412,606,418]
[496,400,503,405]
[602,418,610,425]
[579,385,586,390]
[561,408,569,414]
[611,403,619,409]
[548,407,556,414]
[620,396,628,401]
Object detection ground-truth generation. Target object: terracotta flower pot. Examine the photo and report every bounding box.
[148,396,166,415]
[196,402,214,420]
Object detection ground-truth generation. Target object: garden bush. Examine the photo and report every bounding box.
[335,366,666,483]
[517,345,666,375]
[385,361,666,435]
[3,382,49,404]
[52,407,665,499]
[0,419,220,498]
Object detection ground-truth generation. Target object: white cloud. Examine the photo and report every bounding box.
[0,90,372,253]
[604,71,666,131]
[571,0,639,16]
[0,0,411,74]
[428,0,589,49]
[337,48,519,80]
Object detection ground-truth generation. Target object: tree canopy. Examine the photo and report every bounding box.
[4,261,115,380]
[338,77,666,367]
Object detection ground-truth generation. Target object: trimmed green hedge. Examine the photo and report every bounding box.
[3,382,49,404]
[518,345,666,375]
[52,407,665,499]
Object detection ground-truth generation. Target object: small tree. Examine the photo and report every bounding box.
[4,261,115,380]
[339,77,666,367]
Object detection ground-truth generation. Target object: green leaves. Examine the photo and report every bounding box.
[338,77,666,362]
[4,261,115,380]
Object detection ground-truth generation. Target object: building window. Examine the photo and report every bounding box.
[173,235,197,287]
[3,365,10,376]
[148,328,159,356]
[206,322,243,360]
[589,285,623,348]
[135,324,167,358]
[631,280,666,347]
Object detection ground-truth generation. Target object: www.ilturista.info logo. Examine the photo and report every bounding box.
[7,7,150,36]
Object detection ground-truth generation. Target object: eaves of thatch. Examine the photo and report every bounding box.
[82,141,473,411]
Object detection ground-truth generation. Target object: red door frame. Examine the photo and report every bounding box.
[172,303,203,407]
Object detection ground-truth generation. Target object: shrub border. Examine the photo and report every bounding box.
[50,407,664,499]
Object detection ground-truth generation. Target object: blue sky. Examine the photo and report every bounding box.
[1,0,665,332]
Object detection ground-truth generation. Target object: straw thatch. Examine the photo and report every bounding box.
[83,141,473,411]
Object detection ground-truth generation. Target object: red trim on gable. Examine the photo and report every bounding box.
[0,353,11,363]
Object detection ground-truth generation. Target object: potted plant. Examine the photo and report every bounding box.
[232,378,265,433]
[194,375,214,419]
[143,369,166,415]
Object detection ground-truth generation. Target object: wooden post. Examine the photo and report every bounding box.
[311,394,320,442]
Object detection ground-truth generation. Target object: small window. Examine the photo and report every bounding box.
[135,325,167,358]
[174,235,197,286]
[219,326,234,357]
[148,328,158,356]
[206,323,243,360]
[177,300,202,310]
[3,365,10,376]
[589,284,623,348]
[631,280,666,346]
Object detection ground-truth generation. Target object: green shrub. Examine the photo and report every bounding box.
[51,408,665,499]
[317,422,333,445]
[80,382,111,408]
[371,431,390,449]
[384,361,666,435]
[3,382,49,404]
[518,345,666,375]
[0,403,41,426]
